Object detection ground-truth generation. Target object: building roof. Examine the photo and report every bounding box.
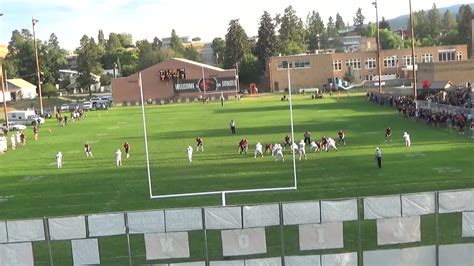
[6,79,37,90]
[172,58,228,72]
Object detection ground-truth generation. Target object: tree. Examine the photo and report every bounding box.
[41,33,67,85]
[170,29,184,54]
[278,6,305,52]
[118,33,133,47]
[379,17,390,30]
[413,10,430,39]
[428,3,441,39]
[98,30,106,47]
[326,16,337,38]
[5,29,36,84]
[255,11,279,71]
[42,83,57,98]
[366,22,377,38]
[457,4,472,53]
[152,37,162,49]
[239,53,262,85]
[442,10,456,34]
[183,46,199,61]
[353,8,366,35]
[379,29,404,49]
[224,19,249,69]
[211,37,226,67]
[306,11,325,52]
[107,33,122,51]
[76,35,103,96]
[335,13,345,31]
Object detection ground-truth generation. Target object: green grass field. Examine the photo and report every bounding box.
[0,94,472,264]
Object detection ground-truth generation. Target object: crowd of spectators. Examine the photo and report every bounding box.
[427,86,472,108]
[368,92,470,134]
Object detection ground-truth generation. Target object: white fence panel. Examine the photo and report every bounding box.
[377,216,421,245]
[243,204,280,228]
[462,212,474,237]
[364,246,435,266]
[221,228,267,256]
[299,222,344,251]
[0,242,34,266]
[88,213,125,237]
[401,192,436,216]
[48,216,86,240]
[439,189,474,213]
[282,201,320,225]
[127,210,165,234]
[0,222,7,244]
[245,257,281,266]
[170,262,205,266]
[204,207,241,230]
[144,232,190,260]
[6,219,45,243]
[71,239,100,266]
[364,195,401,219]
[165,208,203,232]
[321,199,358,223]
[209,260,245,266]
[439,243,474,266]
[284,255,320,266]
[322,252,358,266]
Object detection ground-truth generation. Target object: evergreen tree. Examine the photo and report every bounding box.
[335,13,345,31]
[353,8,366,35]
[457,5,472,56]
[306,11,325,52]
[211,37,226,66]
[278,5,305,53]
[170,29,184,54]
[442,10,456,34]
[379,17,390,30]
[76,36,103,96]
[428,3,441,39]
[224,19,249,69]
[255,11,279,70]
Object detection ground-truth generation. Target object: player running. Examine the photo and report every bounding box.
[403,132,411,147]
[273,144,284,162]
[123,142,131,159]
[326,137,338,152]
[283,135,292,151]
[84,143,93,157]
[385,127,393,143]
[298,140,307,160]
[337,130,346,145]
[187,146,193,162]
[196,137,204,152]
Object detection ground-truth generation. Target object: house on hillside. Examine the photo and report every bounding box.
[6,79,37,101]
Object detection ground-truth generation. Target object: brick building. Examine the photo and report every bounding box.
[112,58,237,105]
[267,44,468,91]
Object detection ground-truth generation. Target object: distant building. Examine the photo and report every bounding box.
[112,58,237,105]
[6,79,37,100]
[65,51,78,71]
[267,44,468,91]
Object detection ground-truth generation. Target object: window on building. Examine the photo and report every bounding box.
[365,75,374,81]
[294,60,310,68]
[421,53,433,63]
[277,60,293,69]
[438,51,456,62]
[402,55,412,67]
[365,58,376,69]
[456,51,462,61]
[346,58,361,70]
[333,60,342,71]
[383,56,398,68]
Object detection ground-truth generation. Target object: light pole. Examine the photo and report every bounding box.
[0,13,8,126]
[372,0,382,93]
[32,17,44,115]
[409,0,417,99]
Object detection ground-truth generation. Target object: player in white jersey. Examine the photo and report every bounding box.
[115,149,122,167]
[273,144,284,162]
[403,132,411,147]
[10,134,16,150]
[291,142,299,154]
[254,142,263,158]
[56,152,63,169]
[310,141,318,153]
[298,140,307,160]
[187,146,193,162]
[326,137,337,152]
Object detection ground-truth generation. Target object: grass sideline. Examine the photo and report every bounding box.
[0,93,472,264]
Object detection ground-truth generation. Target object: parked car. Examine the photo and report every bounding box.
[8,122,27,131]
[82,101,92,110]
[60,104,70,112]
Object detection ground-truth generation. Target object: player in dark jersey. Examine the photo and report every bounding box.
[385,127,392,143]
[84,143,93,157]
[124,142,131,159]
[238,138,248,154]
[196,137,204,152]
[283,135,292,151]
[321,136,328,151]
[337,130,346,145]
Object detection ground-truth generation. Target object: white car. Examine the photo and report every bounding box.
[8,123,27,131]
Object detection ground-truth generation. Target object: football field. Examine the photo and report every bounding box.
[0,94,472,220]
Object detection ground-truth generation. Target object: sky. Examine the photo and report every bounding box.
[0,0,473,50]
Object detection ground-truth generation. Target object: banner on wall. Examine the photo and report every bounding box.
[174,77,237,93]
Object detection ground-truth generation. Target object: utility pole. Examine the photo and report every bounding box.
[409,0,418,99]
[373,0,382,93]
[32,17,44,115]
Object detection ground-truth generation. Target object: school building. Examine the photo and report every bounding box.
[267,44,470,91]
[112,58,237,105]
